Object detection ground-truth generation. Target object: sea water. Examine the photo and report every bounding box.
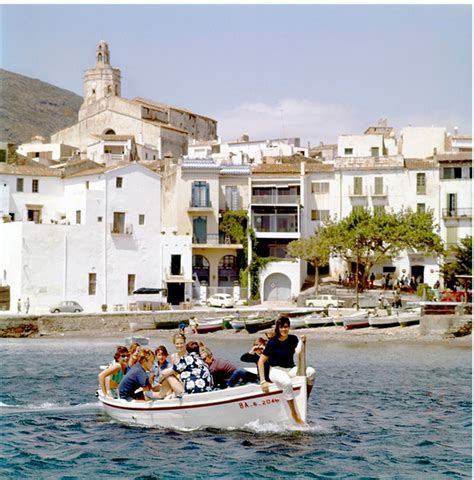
[0,336,471,479]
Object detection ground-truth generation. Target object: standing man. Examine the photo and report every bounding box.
[17,298,21,314]
[24,297,30,314]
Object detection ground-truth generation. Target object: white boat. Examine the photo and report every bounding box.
[230,315,274,333]
[368,313,400,328]
[288,317,307,329]
[304,314,332,328]
[98,376,308,429]
[195,318,223,334]
[398,312,421,327]
[342,311,369,330]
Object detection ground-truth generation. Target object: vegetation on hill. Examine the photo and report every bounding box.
[0,69,82,144]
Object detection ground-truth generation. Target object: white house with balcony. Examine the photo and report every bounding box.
[0,161,172,313]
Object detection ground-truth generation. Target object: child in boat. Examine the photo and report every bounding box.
[98,346,130,398]
[240,337,270,383]
[118,348,155,401]
[127,342,141,368]
[160,341,213,394]
[170,333,187,364]
[200,347,258,389]
[145,345,184,400]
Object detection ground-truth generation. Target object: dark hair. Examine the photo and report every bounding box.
[273,316,290,339]
[186,341,200,354]
[114,345,129,361]
[155,345,168,356]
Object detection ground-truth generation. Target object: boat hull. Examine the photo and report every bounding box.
[98,377,307,429]
[398,313,420,327]
[343,311,369,330]
[196,319,223,334]
[304,315,332,328]
[230,318,275,333]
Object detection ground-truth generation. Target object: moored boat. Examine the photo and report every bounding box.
[303,314,332,328]
[398,312,420,327]
[230,316,275,334]
[288,316,307,329]
[98,376,307,429]
[154,318,189,330]
[368,313,400,328]
[343,311,370,330]
[195,318,223,334]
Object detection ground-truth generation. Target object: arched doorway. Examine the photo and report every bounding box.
[263,273,291,301]
[218,255,238,287]
[193,255,210,285]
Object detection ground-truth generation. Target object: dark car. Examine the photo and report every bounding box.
[49,301,83,313]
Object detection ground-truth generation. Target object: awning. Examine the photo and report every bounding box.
[133,288,164,294]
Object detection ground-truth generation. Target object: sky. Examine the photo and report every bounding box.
[1,4,472,145]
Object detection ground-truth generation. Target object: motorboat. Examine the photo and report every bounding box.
[98,375,308,429]
[342,311,370,330]
[303,314,332,328]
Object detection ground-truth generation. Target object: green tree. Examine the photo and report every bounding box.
[288,232,330,293]
[441,235,472,289]
[320,208,444,290]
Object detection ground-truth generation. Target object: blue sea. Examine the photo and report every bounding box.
[0,336,471,479]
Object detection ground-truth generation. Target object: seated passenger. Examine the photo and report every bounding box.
[127,342,141,368]
[162,341,213,394]
[201,347,257,389]
[170,333,187,365]
[240,337,270,383]
[145,345,184,400]
[98,346,130,398]
[118,348,155,401]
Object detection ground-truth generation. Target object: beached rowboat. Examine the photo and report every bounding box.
[398,312,420,327]
[368,313,400,328]
[230,316,275,334]
[195,318,223,334]
[342,311,370,330]
[303,314,332,328]
[98,376,307,429]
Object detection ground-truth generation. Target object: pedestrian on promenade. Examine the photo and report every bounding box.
[17,298,21,314]
[24,297,30,314]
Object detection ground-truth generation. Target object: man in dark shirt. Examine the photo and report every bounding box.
[201,347,257,388]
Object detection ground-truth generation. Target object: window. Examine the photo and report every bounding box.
[446,226,458,246]
[97,216,103,223]
[27,207,42,224]
[353,177,363,195]
[76,210,81,224]
[371,147,379,157]
[138,214,145,225]
[85,181,90,190]
[16,178,24,192]
[112,212,125,233]
[416,173,426,194]
[225,186,240,210]
[311,182,329,194]
[374,177,384,195]
[116,177,123,188]
[171,255,181,275]
[311,209,330,221]
[442,167,462,179]
[88,273,97,295]
[447,193,457,215]
[191,181,210,207]
[32,179,39,193]
[344,148,353,155]
[0,149,6,163]
[127,274,136,295]
[417,203,426,214]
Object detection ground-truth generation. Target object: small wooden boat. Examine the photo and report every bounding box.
[342,311,369,330]
[368,313,400,328]
[230,316,275,333]
[195,318,223,334]
[154,318,189,330]
[98,375,307,429]
[304,314,332,328]
[398,312,420,327]
[288,317,307,329]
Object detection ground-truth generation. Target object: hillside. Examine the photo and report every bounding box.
[0,69,82,145]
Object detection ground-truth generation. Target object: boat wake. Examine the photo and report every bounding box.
[0,401,101,415]
[240,418,322,434]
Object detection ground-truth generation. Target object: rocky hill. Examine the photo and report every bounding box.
[0,69,82,145]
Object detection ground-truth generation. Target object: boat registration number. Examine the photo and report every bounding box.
[239,398,280,409]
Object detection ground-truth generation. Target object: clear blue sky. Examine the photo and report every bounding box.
[1,4,471,145]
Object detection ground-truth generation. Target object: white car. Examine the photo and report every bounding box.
[305,294,344,309]
[207,293,235,308]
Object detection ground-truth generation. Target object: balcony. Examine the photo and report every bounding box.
[192,233,242,248]
[251,194,300,205]
[442,208,472,219]
[252,213,299,233]
[370,186,388,197]
[110,223,133,235]
[348,186,368,197]
[103,153,130,163]
[188,201,213,213]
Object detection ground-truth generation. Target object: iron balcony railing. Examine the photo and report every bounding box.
[370,186,389,197]
[442,208,472,219]
[192,233,236,245]
[348,186,368,197]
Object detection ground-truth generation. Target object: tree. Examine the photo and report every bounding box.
[440,235,472,289]
[319,208,444,290]
[288,232,330,294]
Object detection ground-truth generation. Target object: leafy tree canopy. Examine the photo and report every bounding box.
[441,235,472,288]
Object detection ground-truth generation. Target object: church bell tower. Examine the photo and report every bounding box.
[82,40,122,105]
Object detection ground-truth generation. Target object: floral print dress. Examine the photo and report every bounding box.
[172,352,214,394]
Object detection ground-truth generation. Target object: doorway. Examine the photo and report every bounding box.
[167,282,185,305]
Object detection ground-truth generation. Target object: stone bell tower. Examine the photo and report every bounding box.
[82,40,122,106]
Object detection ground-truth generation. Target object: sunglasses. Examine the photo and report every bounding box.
[120,355,129,359]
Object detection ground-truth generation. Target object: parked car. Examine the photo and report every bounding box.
[50,301,83,313]
[305,294,344,309]
[207,293,235,308]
